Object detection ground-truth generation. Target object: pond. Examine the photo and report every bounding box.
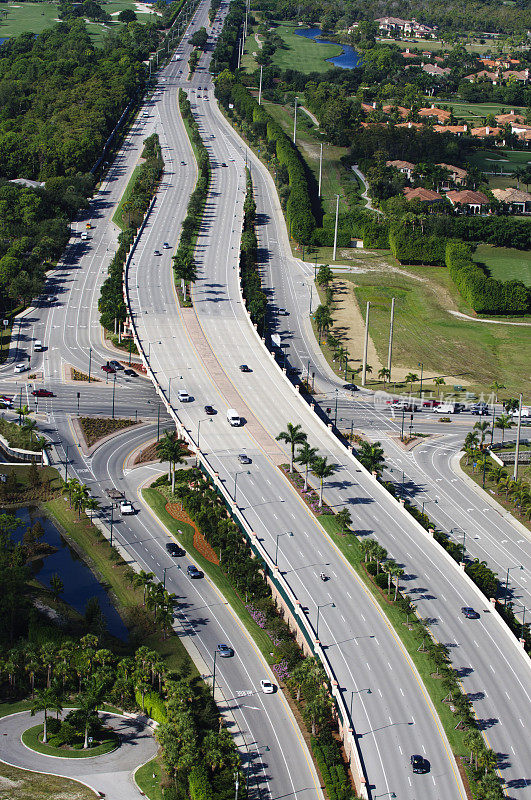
[295,27,361,69]
[11,507,128,641]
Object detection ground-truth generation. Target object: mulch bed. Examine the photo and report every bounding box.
[279,464,332,516]
[78,417,137,448]
[165,503,219,564]
[134,442,159,465]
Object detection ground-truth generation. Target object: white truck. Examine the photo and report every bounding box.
[227,408,241,426]
[512,406,530,419]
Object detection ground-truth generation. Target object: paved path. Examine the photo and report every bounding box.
[0,711,157,800]
[351,165,382,214]
[448,309,531,326]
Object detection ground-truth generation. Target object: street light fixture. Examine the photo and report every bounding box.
[418,362,423,398]
[233,470,250,503]
[212,648,218,697]
[316,601,335,639]
[504,564,523,606]
[196,418,212,466]
[274,531,293,566]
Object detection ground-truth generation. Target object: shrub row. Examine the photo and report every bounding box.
[446,240,530,315]
[389,227,447,266]
[210,0,246,73]
[216,75,316,244]
[312,737,351,800]
[240,169,267,330]
[136,689,168,724]
[99,134,163,331]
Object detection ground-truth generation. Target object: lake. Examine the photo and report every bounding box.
[11,507,128,641]
[295,27,361,69]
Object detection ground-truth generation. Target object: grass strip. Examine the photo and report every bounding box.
[142,487,277,660]
[135,757,165,800]
[0,759,98,800]
[22,724,118,758]
[112,164,141,229]
[318,513,468,756]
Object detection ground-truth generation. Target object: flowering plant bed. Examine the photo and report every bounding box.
[279,464,332,516]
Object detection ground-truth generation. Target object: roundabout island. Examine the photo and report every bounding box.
[1,710,157,799]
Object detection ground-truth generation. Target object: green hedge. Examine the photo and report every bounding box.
[446,240,530,315]
[240,170,267,330]
[389,227,447,266]
[188,764,213,800]
[136,690,168,724]
[311,737,351,800]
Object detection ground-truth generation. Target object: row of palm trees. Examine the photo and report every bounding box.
[129,570,176,640]
[61,478,100,518]
[359,538,405,600]
[276,423,337,507]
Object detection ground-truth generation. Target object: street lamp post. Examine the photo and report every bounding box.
[316,601,335,639]
[233,470,250,502]
[64,444,69,483]
[112,373,116,419]
[110,503,115,547]
[196,418,211,466]
[332,194,340,261]
[293,96,298,144]
[334,388,338,427]
[163,567,167,589]
[274,531,293,566]
[88,347,92,383]
[212,649,218,697]
[418,362,423,399]
[504,564,523,606]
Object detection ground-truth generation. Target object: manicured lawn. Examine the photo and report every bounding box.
[112,165,142,229]
[0,699,33,718]
[269,23,342,73]
[468,148,531,174]
[382,37,497,54]
[135,757,165,800]
[460,455,531,532]
[0,760,97,800]
[339,268,531,400]
[436,100,525,120]
[22,724,118,758]
[142,487,278,661]
[0,0,153,44]
[473,243,531,286]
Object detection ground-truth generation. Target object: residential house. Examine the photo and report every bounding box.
[446,189,489,214]
[382,104,409,118]
[396,121,424,130]
[470,125,503,138]
[387,160,416,180]
[491,187,531,213]
[508,121,531,141]
[375,16,437,37]
[436,163,468,186]
[403,187,444,204]
[418,105,452,124]
[464,70,499,84]
[495,110,526,125]
[433,124,467,135]
[422,64,451,78]
[361,102,378,113]
[502,69,529,83]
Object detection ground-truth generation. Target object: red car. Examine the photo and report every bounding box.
[0,395,14,407]
[32,388,55,397]
[101,364,116,374]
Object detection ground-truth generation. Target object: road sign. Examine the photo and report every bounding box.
[3,320,8,327]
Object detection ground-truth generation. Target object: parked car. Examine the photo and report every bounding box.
[238,454,252,464]
[0,395,14,408]
[276,308,289,316]
[461,607,480,619]
[410,755,428,774]
[239,364,251,372]
[260,679,275,694]
[31,389,54,397]
[120,500,134,515]
[187,564,202,579]
[109,360,124,370]
[102,364,116,374]
[216,643,233,658]
[166,542,185,557]
[14,363,28,374]
[204,405,216,415]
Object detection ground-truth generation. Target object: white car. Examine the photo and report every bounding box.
[178,389,191,402]
[120,501,134,515]
[14,363,28,374]
[260,679,275,694]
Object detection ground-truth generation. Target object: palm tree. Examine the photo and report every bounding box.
[473,420,491,447]
[71,482,90,518]
[85,498,100,520]
[373,544,387,574]
[404,372,419,393]
[49,573,64,601]
[314,304,332,343]
[479,748,498,775]
[77,684,104,749]
[463,730,483,769]
[15,404,32,426]
[487,465,507,485]
[490,380,505,402]
[434,377,446,398]
[276,423,307,474]
[31,688,62,743]
[156,430,188,492]
[295,442,318,491]
[495,414,514,445]
[383,558,397,595]
[311,456,337,508]
[21,418,38,440]
[391,564,404,601]
[156,606,174,640]
[173,249,198,300]
[129,570,155,605]
[357,441,386,477]
[61,478,81,508]
[378,367,390,384]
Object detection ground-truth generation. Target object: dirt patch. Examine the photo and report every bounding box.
[331,279,384,374]
[165,504,219,564]
[134,441,160,465]
[78,417,137,448]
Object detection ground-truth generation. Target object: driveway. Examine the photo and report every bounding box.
[0,711,158,799]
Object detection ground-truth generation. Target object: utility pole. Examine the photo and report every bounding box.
[318,142,323,196]
[258,64,263,105]
[387,297,395,381]
[362,302,370,387]
[293,96,298,144]
[332,193,340,261]
[513,392,523,480]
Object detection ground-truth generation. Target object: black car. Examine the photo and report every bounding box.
[221,162,227,167]
[239,364,251,372]
[461,606,480,619]
[109,360,124,370]
[343,383,358,391]
[166,542,185,557]
[124,368,137,377]
[187,564,202,578]
[204,405,216,415]
[410,755,428,773]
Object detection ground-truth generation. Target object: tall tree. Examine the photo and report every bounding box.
[276,423,307,474]
[311,456,337,508]
[295,442,318,491]
[31,688,62,743]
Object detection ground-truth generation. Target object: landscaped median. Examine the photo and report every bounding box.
[22,720,118,758]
